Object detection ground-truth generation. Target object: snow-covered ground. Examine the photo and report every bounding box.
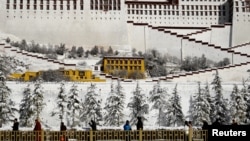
[0,31,250,132]
[1,79,246,131]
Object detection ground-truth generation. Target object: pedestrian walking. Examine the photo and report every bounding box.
[12,118,19,141]
[124,120,132,141]
[89,120,97,131]
[34,119,42,141]
[136,117,143,130]
[12,118,19,131]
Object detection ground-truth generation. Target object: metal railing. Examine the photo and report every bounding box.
[0,129,207,141]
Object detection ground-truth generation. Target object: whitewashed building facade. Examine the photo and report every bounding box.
[0,0,249,63]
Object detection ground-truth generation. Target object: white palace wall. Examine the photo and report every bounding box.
[210,25,231,48]
[231,0,250,46]
[233,44,250,55]
[0,0,249,57]
[188,30,211,44]
[127,22,249,64]
[0,0,129,48]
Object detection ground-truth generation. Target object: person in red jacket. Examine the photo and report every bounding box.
[34,119,42,141]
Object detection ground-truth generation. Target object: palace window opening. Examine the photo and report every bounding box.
[80,0,84,10]
[53,0,56,10]
[67,0,70,10]
[20,0,24,9]
[73,0,77,10]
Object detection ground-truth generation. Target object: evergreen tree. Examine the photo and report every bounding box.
[127,82,149,125]
[149,81,169,126]
[0,72,17,127]
[51,82,68,123]
[67,84,81,127]
[241,80,250,123]
[103,81,119,126]
[81,83,102,125]
[104,80,125,126]
[0,55,27,76]
[204,82,213,124]
[19,84,34,127]
[164,84,184,127]
[76,46,84,57]
[246,85,250,123]
[229,84,247,124]
[187,95,194,121]
[115,79,125,126]
[192,82,211,126]
[32,79,46,119]
[211,70,229,124]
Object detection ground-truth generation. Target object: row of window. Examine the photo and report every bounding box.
[107,65,142,71]
[106,60,142,65]
[236,7,250,13]
[7,4,84,10]
[90,4,121,11]
[127,4,226,11]
[128,10,226,16]
[8,0,83,5]
[90,0,121,11]
[235,1,250,7]
[128,16,227,21]
[64,71,86,76]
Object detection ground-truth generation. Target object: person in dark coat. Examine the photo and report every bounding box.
[212,118,221,127]
[124,120,132,141]
[12,118,19,131]
[12,118,19,141]
[123,120,132,131]
[231,119,238,125]
[34,119,42,141]
[89,120,97,131]
[34,119,42,131]
[60,122,67,131]
[136,116,143,130]
[202,120,209,130]
[60,122,67,141]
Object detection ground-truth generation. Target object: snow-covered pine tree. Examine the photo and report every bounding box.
[51,81,68,123]
[164,84,184,127]
[246,85,250,123]
[19,84,34,127]
[204,82,213,124]
[240,79,250,123]
[81,83,102,125]
[0,72,17,127]
[192,82,211,126]
[127,81,149,125]
[149,80,169,126]
[211,70,229,124]
[115,79,125,126]
[229,84,247,124]
[104,82,123,126]
[187,95,194,121]
[67,83,81,127]
[32,79,46,119]
[0,55,28,76]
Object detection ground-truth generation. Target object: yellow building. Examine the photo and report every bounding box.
[102,56,145,79]
[61,69,105,82]
[8,71,40,81]
[8,69,105,82]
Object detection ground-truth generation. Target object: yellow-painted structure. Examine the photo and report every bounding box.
[61,69,105,82]
[8,71,40,81]
[8,69,105,82]
[103,56,145,78]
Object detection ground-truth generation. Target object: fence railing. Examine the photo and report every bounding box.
[0,129,207,141]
